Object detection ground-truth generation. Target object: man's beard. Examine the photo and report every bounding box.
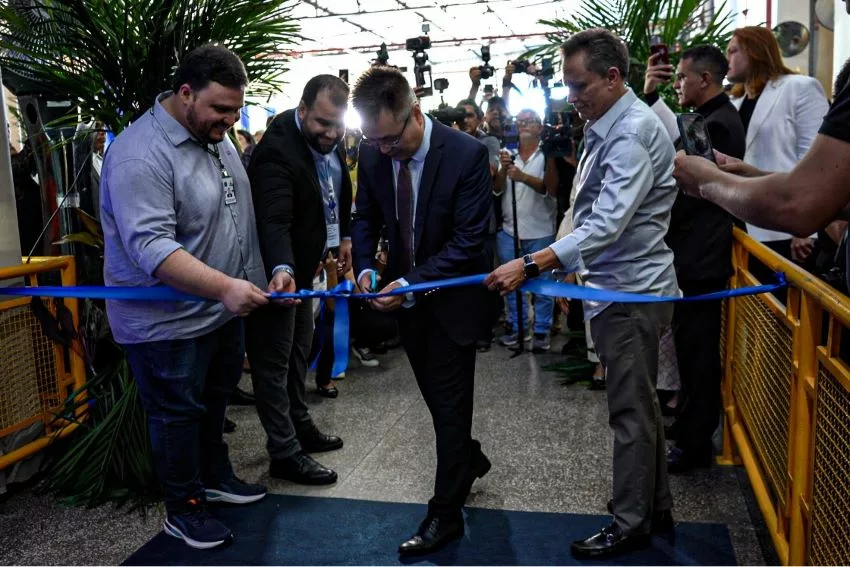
[303,127,339,155]
[187,104,227,145]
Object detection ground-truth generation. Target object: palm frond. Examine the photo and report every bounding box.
[527,0,734,111]
[0,0,301,135]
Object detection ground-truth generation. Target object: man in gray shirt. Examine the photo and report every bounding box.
[486,29,679,559]
[100,45,269,550]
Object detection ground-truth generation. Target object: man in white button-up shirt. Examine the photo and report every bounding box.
[486,29,679,560]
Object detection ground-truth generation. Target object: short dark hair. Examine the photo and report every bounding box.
[301,74,350,109]
[681,45,729,86]
[486,96,508,113]
[561,28,629,79]
[237,129,255,145]
[456,98,483,119]
[172,44,248,93]
[351,66,415,123]
[834,56,850,98]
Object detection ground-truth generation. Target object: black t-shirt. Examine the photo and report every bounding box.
[739,95,759,133]
[820,80,850,143]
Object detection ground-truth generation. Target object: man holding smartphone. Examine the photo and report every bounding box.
[643,46,746,474]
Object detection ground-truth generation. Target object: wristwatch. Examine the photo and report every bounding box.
[522,254,540,279]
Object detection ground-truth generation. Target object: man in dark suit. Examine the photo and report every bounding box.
[350,66,494,556]
[644,45,746,473]
[245,75,350,485]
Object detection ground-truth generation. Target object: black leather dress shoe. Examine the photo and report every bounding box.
[570,523,650,559]
[398,516,463,556]
[471,452,492,480]
[297,426,343,453]
[588,376,606,390]
[667,446,712,474]
[316,385,339,398]
[606,500,675,533]
[269,452,338,485]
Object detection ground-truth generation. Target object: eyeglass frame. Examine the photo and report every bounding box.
[516,117,541,127]
[360,109,413,148]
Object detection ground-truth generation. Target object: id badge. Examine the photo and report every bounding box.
[327,223,341,248]
[222,175,237,206]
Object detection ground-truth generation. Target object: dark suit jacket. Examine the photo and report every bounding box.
[248,109,352,290]
[665,93,746,284]
[352,119,494,345]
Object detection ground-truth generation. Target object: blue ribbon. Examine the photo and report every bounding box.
[2,273,787,377]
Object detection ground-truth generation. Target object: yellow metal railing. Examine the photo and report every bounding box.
[0,256,87,471]
[723,228,850,566]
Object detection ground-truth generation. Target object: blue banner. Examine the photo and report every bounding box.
[1,273,787,377]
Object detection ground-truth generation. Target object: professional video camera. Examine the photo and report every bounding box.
[429,78,466,127]
[477,45,495,80]
[406,25,433,97]
[541,88,575,158]
[431,107,466,127]
[510,57,555,81]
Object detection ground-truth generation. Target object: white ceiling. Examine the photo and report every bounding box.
[247,0,581,127]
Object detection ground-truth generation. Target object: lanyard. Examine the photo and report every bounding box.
[200,142,230,179]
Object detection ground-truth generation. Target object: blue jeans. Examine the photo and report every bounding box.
[496,230,555,335]
[123,318,244,513]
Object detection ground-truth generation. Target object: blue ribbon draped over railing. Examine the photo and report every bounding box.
[1,273,787,377]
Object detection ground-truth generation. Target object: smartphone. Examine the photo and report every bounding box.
[650,42,670,65]
[677,113,716,163]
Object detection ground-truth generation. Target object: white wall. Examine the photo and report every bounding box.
[835,0,850,78]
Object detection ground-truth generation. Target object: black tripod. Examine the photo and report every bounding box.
[507,164,525,357]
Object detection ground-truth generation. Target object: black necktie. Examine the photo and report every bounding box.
[397,158,414,271]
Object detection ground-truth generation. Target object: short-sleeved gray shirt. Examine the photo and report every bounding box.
[100,92,267,344]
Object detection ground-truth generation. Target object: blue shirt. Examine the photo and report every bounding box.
[100,93,267,343]
[550,89,680,319]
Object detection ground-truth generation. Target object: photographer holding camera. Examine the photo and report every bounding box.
[469,61,514,111]
[493,109,558,352]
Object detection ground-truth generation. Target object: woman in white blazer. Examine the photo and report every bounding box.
[726,26,829,261]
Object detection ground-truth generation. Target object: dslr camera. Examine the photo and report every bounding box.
[477,45,495,80]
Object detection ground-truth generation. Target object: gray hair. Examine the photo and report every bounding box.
[561,28,630,79]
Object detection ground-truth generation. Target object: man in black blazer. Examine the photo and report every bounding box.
[351,66,494,556]
[644,45,746,473]
[245,75,350,485]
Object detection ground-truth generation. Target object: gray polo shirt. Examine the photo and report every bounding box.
[100,93,267,344]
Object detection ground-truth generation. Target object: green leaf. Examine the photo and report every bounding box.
[529,0,734,111]
[0,0,301,137]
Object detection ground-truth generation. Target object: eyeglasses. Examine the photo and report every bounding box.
[361,111,412,148]
[517,118,541,126]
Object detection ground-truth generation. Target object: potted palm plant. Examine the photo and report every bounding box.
[0,0,300,511]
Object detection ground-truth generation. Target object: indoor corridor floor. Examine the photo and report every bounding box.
[0,337,775,565]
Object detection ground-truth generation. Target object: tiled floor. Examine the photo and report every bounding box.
[0,337,774,565]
